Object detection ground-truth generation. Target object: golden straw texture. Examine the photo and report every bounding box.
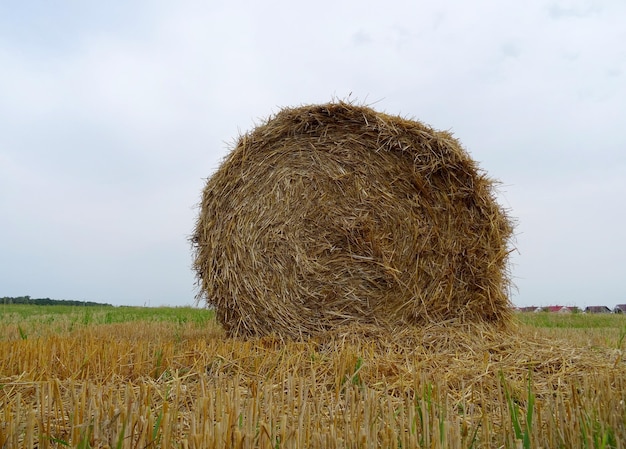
[192,102,514,338]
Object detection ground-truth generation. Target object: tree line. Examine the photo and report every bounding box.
[1,296,112,307]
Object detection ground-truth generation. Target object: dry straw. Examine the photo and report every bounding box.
[192,102,514,338]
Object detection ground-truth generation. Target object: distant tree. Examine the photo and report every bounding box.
[0,296,112,307]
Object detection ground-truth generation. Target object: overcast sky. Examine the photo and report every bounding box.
[1,0,624,308]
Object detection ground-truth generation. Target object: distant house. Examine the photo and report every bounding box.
[613,304,626,314]
[543,306,571,313]
[530,306,544,312]
[517,306,539,313]
[535,306,580,313]
[559,306,580,314]
[545,306,561,313]
[584,306,611,314]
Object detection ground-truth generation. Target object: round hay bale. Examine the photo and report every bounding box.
[192,102,514,338]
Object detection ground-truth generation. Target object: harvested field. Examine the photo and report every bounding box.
[192,102,514,338]
[1,305,624,448]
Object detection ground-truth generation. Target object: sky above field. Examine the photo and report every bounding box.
[1,0,624,309]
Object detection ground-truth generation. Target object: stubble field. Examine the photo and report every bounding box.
[1,305,625,448]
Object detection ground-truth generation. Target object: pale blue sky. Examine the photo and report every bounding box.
[1,0,624,308]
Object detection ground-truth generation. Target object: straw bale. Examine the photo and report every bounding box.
[192,102,514,338]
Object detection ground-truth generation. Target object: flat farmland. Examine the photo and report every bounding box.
[1,305,625,448]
